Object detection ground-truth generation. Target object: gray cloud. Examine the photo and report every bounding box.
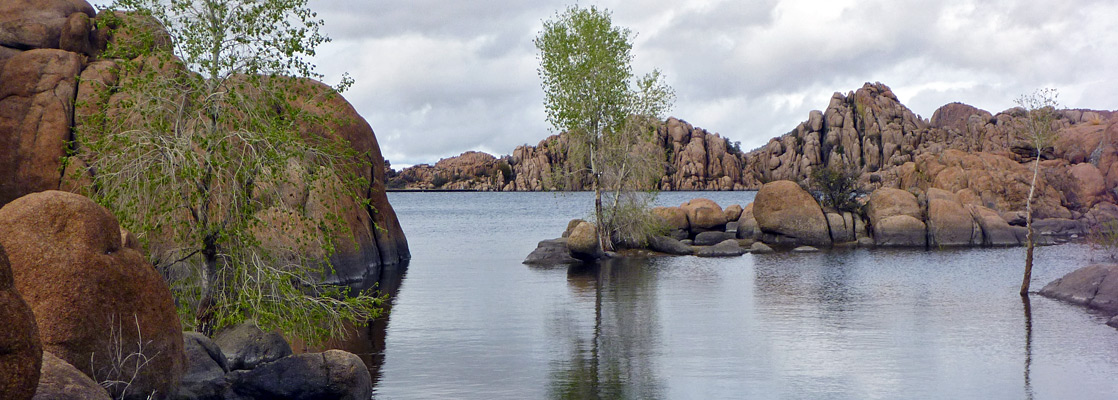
[91,0,1118,166]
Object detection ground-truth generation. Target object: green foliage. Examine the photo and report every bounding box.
[431,175,450,188]
[71,0,380,344]
[809,165,865,213]
[1089,220,1118,260]
[535,5,674,250]
[1015,88,1060,154]
[604,191,670,249]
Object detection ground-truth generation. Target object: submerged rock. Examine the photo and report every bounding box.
[696,239,746,257]
[1039,264,1118,314]
[694,231,735,246]
[225,350,372,400]
[750,242,775,254]
[524,238,581,265]
[648,235,693,256]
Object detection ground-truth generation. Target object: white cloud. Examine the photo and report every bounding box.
[89,0,1118,165]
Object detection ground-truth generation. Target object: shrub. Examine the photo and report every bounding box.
[809,165,865,213]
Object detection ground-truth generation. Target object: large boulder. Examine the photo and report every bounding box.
[867,188,927,247]
[566,221,601,261]
[1040,265,1118,314]
[275,78,410,283]
[647,235,692,256]
[735,203,759,239]
[0,49,82,205]
[826,212,857,244]
[33,351,112,400]
[0,244,40,400]
[967,204,1025,246]
[693,231,735,246]
[177,332,229,400]
[696,239,746,257]
[723,204,743,222]
[225,350,373,400]
[0,0,95,50]
[1068,163,1108,209]
[523,238,582,265]
[651,207,688,232]
[0,191,184,400]
[681,198,727,232]
[213,322,293,371]
[926,188,980,246]
[753,181,831,246]
[873,215,927,247]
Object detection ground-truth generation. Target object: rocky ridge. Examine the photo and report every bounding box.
[388,117,757,191]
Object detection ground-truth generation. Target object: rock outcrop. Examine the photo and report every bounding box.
[1040,264,1118,315]
[0,191,185,400]
[0,0,409,285]
[0,49,82,205]
[0,244,41,400]
[387,118,757,191]
[753,181,831,246]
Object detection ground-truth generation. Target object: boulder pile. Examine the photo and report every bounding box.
[0,190,376,400]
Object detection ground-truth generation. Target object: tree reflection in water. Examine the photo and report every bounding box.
[548,257,665,399]
[1022,295,1034,400]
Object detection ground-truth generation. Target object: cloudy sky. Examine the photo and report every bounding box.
[92,0,1118,168]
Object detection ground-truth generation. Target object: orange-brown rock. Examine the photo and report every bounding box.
[0,244,41,400]
[926,188,981,246]
[0,191,184,400]
[724,204,743,222]
[753,181,831,246]
[0,49,82,205]
[651,206,688,231]
[680,198,727,231]
[1068,163,1108,209]
[280,79,411,281]
[0,0,94,51]
[867,187,926,247]
[657,117,755,190]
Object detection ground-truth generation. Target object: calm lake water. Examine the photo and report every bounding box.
[366,191,1118,399]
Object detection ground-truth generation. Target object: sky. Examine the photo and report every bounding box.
[90,0,1118,168]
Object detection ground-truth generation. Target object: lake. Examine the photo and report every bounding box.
[363,191,1118,399]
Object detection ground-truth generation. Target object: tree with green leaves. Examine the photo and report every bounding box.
[535,5,674,251]
[1016,88,1060,297]
[809,165,864,213]
[72,0,381,343]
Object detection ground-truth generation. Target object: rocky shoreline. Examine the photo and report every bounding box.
[526,179,1103,265]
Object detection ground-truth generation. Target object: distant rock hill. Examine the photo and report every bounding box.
[388,81,1117,222]
[387,118,756,191]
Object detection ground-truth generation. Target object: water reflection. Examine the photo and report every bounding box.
[549,258,665,399]
[289,261,409,386]
[1022,295,1034,400]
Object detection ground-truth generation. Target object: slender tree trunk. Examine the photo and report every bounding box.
[590,144,611,252]
[196,238,219,335]
[1020,153,1040,296]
